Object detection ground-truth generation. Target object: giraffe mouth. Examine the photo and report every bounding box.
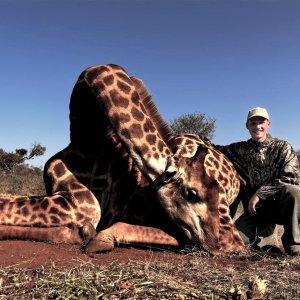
[179,216,219,252]
[179,216,205,245]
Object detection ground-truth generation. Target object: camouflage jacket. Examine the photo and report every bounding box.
[214,137,300,200]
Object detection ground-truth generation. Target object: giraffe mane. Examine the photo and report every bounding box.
[130,76,174,149]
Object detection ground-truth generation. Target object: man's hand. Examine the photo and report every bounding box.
[248,194,260,215]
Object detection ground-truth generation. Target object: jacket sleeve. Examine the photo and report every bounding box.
[256,142,300,200]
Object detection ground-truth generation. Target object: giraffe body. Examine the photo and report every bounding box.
[0,64,244,254]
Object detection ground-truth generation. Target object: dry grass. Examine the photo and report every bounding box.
[0,166,45,196]
[0,248,299,299]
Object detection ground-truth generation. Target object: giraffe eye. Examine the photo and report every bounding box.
[185,188,200,203]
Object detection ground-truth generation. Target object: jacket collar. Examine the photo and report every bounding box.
[248,136,272,148]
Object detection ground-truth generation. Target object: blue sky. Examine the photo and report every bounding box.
[1,0,299,167]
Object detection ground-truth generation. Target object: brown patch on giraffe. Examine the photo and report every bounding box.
[50,216,60,224]
[76,212,85,222]
[53,197,72,211]
[116,71,132,85]
[140,144,150,155]
[53,162,66,178]
[221,165,229,174]
[185,139,193,145]
[103,75,114,86]
[146,134,157,145]
[131,107,145,122]
[128,123,143,139]
[16,201,24,208]
[21,207,30,217]
[109,90,129,108]
[30,215,37,222]
[131,91,140,105]
[143,119,156,133]
[164,148,171,156]
[91,80,105,96]
[120,128,129,139]
[85,66,109,82]
[38,214,48,224]
[119,113,131,123]
[117,80,131,94]
[157,141,165,152]
[153,153,159,160]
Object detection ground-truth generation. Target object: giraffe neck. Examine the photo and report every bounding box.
[79,64,174,182]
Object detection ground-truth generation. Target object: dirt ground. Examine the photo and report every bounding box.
[1,239,299,299]
[0,240,190,269]
[0,239,284,272]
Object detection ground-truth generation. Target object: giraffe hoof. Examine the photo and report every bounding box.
[79,222,97,246]
[83,232,115,253]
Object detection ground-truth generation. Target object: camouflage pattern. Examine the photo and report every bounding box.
[215,137,300,200]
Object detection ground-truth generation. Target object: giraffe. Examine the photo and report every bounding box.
[0,64,244,254]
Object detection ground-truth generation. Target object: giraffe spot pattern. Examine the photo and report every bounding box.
[131,107,145,122]
[117,80,131,94]
[54,197,71,211]
[153,153,159,160]
[131,91,140,105]
[129,123,143,139]
[38,214,48,223]
[53,162,66,178]
[50,216,60,224]
[92,81,105,96]
[110,91,129,108]
[158,141,165,152]
[146,134,157,145]
[140,144,150,154]
[30,215,37,222]
[143,119,156,133]
[41,199,49,210]
[0,65,242,253]
[116,72,132,85]
[21,207,30,217]
[103,75,114,86]
[75,212,85,222]
[119,113,131,123]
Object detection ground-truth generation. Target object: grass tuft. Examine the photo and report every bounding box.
[0,248,299,299]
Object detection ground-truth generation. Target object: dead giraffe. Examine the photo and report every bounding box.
[0,64,244,254]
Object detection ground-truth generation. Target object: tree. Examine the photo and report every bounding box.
[169,112,216,140]
[0,143,46,173]
[296,150,300,168]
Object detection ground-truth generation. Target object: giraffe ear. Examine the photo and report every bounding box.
[189,144,209,164]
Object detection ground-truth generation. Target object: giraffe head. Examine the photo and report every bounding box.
[155,143,221,252]
[129,76,242,252]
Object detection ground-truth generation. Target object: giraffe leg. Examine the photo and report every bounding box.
[0,225,82,245]
[83,222,179,253]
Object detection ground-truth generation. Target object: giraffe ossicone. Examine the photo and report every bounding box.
[0,64,244,254]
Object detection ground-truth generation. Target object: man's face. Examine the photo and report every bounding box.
[246,116,270,142]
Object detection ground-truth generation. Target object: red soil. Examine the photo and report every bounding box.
[0,240,188,269]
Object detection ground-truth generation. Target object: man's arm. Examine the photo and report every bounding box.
[256,141,300,200]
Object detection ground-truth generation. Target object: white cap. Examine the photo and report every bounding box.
[247,107,270,121]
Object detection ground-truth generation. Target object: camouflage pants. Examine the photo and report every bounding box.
[235,184,300,253]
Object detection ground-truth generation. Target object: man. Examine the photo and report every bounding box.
[215,107,300,255]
